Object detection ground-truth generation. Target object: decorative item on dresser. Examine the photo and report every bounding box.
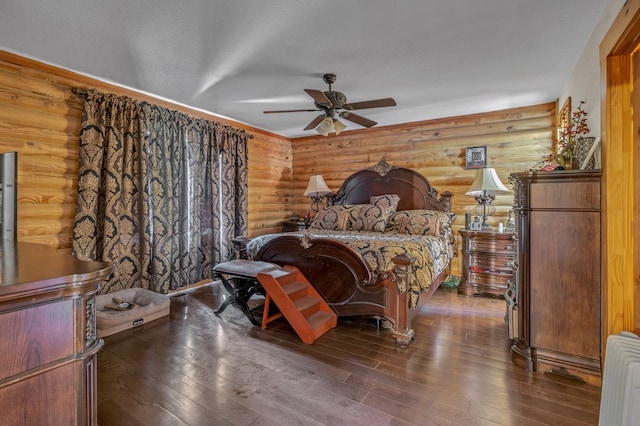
[509,169,602,385]
[575,136,600,170]
[458,229,515,297]
[0,241,112,425]
[544,100,592,170]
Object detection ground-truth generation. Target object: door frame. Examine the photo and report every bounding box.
[600,0,640,347]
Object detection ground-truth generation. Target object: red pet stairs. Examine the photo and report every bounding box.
[257,265,337,344]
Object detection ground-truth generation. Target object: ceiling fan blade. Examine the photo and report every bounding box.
[340,111,377,128]
[264,108,319,114]
[304,89,333,108]
[304,114,327,130]
[343,97,397,110]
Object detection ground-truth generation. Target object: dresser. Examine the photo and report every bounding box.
[458,229,515,297]
[509,170,601,385]
[0,242,111,425]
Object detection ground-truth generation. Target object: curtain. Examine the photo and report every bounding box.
[72,89,249,294]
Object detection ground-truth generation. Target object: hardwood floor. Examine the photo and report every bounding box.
[97,284,601,425]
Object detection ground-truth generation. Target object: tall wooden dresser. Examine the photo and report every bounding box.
[509,170,601,385]
[0,242,111,425]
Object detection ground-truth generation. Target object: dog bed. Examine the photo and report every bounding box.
[96,288,170,337]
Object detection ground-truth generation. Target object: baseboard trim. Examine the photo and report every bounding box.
[167,279,217,297]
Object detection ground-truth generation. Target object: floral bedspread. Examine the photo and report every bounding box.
[246,229,454,307]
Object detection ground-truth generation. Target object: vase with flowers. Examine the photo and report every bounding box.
[542,101,590,170]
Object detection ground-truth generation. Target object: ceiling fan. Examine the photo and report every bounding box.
[263,73,397,135]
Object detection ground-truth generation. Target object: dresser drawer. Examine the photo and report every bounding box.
[530,181,600,210]
[0,300,74,381]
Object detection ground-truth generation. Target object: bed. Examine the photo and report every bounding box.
[237,160,455,346]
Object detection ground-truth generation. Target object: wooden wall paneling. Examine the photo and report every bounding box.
[0,55,82,249]
[247,133,292,237]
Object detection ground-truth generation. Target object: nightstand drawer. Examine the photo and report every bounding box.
[467,239,515,254]
[468,271,512,287]
[469,255,514,272]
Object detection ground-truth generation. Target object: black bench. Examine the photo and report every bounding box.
[212,259,279,325]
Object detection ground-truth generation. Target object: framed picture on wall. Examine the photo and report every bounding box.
[465,146,487,169]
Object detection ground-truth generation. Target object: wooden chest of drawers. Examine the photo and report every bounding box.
[458,229,515,297]
[0,242,111,425]
[509,170,602,384]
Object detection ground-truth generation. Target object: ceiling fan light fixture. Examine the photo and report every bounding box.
[316,117,335,136]
[266,74,396,133]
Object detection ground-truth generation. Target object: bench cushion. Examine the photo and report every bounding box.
[213,259,279,278]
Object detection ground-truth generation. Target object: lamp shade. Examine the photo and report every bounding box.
[466,168,511,196]
[315,117,334,136]
[333,119,346,135]
[315,117,347,136]
[304,175,332,197]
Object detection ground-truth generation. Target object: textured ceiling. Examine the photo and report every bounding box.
[0,0,609,138]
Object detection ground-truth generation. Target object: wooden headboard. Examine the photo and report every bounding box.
[331,159,452,212]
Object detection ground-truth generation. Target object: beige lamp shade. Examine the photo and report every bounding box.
[315,117,334,136]
[315,117,347,136]
[304,175,332,197]
[466,168,511,196]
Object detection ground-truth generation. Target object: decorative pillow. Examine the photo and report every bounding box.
[386,210,449,236]
[311,203,394,232]
[435,211,454,239]
[370,194,400,213]
[309,205,347,231]
[350,204,392,232]
[338,205,363,230]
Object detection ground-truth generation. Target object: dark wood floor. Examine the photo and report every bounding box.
[97,284,601,426]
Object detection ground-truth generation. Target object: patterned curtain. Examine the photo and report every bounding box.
[72,89,249,294]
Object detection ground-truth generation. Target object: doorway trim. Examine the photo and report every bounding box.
[600,0,640,345]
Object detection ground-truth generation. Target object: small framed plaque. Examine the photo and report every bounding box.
[465,146,487,169]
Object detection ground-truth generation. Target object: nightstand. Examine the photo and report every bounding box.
[458,229,515,297]
[282,220,309,232]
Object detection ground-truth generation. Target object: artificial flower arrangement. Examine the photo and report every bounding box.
[541,100,590,170]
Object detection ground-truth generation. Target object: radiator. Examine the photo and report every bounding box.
[599,332,640,425]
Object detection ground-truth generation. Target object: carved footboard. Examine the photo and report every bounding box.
[254,234,418,346]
